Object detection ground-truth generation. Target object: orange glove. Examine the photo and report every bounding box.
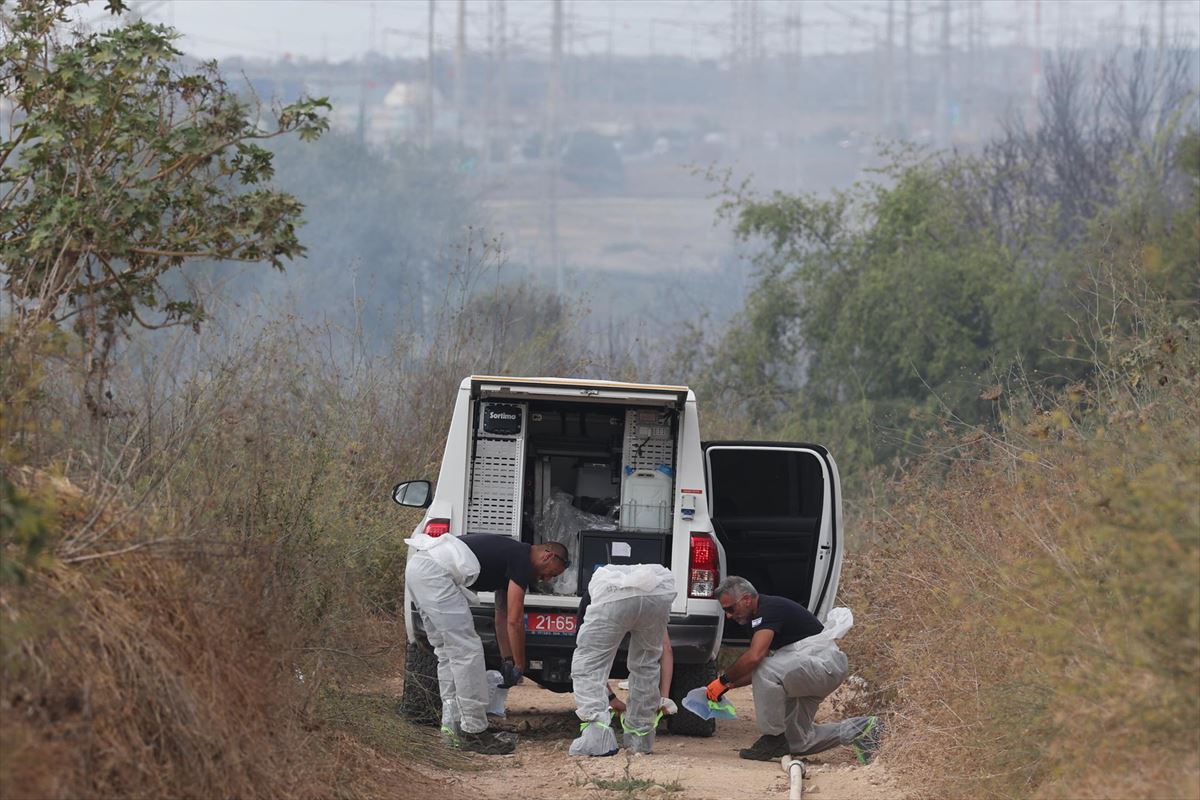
[705,675,729,702]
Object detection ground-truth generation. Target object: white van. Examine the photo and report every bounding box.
[392,375,844,735]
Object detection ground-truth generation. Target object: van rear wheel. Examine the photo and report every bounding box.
[399,641,440,726]
[666,660,717,737]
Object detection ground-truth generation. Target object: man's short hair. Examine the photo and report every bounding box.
[540,541,568,560]
[715,575,758,600]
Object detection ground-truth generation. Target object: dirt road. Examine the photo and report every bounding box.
[421,682,904,800]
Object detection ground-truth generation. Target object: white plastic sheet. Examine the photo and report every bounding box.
[809,607,854,643]
[403,532,481,587]
[587,563,675,607]
[485,669,509,717]
[537,490,617,594]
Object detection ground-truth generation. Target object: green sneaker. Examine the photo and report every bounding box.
[850,716,884,764]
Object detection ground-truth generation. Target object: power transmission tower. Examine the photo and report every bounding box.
[485,0,495,172]
[1033,0,1042,101]
[497,0,508,170]
[606,3,615,105]
[884,0,895,132]
[1159,0,1167,51]
[902,0,912,137]
[426,0,435,148]
[548,0,563,293]
[936,0,951,146]
[455,0,466,145]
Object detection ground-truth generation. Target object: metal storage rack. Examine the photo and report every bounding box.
[619,409,675,532]
[465,403,526,536]
[621,409,674,470]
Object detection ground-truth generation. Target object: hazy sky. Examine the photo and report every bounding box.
[106,0,1200,63]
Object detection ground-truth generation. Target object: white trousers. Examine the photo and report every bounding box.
[571,593,672,744]
[753,638,871,754]
[404,552,489,734]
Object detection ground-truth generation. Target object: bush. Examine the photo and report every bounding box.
[842,260,1200,798]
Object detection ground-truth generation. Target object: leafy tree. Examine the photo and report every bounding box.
[0,0,328,410]
[707,154,1048,468]
[701,52,1197,472]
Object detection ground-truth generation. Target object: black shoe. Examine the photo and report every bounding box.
[459,730,516,755]
[739,733,790,761]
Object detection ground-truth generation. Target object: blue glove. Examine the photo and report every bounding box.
[500,658,523,688]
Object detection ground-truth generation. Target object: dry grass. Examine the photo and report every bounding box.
[0,469,426,800]
[840,268,1200,799]
[0,258,614,798]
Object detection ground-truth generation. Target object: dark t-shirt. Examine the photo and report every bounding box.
[460,533,533,593]
[577,584,593,623]
[749,594,824,649]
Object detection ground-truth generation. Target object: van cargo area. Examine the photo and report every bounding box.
[466,399,680,596]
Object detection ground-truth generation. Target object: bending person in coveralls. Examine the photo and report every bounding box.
[570,563,675,756]
[708,576,884,763]
[404,531,568,755]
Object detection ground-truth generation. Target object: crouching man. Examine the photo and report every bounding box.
[709,576,883,763]
[569,563,675,756]
[404,531,568,755]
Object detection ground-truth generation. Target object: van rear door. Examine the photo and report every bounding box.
[703,442,843,645]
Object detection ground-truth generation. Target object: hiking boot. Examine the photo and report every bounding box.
[850,716,884,765]
[459,729,516,755]
[739,733,790,761]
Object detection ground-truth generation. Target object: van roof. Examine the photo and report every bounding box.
[467,375,691,405]
[469,375,690,392]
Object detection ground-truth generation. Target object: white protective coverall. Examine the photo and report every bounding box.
[403,533,490,735]
[569,564,675,756]
[752,607,873,753]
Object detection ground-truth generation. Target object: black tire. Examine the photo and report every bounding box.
[399,641,440,726]
[666,660,717,737]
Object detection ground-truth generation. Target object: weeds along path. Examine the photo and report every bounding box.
[409,683,904,800]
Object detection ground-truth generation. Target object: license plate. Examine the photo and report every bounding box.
[525,611,577,636]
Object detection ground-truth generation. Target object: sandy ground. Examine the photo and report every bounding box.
[419,682,905,800]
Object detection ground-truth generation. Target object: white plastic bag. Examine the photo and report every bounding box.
[809,606,854,643]
[485,669,509,717]
[404,532,481,587]
[537,490,617,594]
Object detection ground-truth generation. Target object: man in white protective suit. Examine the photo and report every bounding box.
[569,563,675,757]
[404,531,568,755]
[708,575,884,763]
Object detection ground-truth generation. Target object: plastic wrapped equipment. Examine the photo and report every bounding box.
[537,490,616,595]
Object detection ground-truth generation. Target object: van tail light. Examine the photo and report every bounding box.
[688,532,719,598]
[423,518,451,537]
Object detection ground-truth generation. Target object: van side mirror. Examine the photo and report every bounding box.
[392,480,432,508]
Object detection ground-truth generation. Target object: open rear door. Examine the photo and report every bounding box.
[704,442,842,645]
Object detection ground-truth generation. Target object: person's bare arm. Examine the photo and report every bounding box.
[494,590,512,659]
[658,632,674,698]
[723,628,774,688]
[506,581,528,668]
